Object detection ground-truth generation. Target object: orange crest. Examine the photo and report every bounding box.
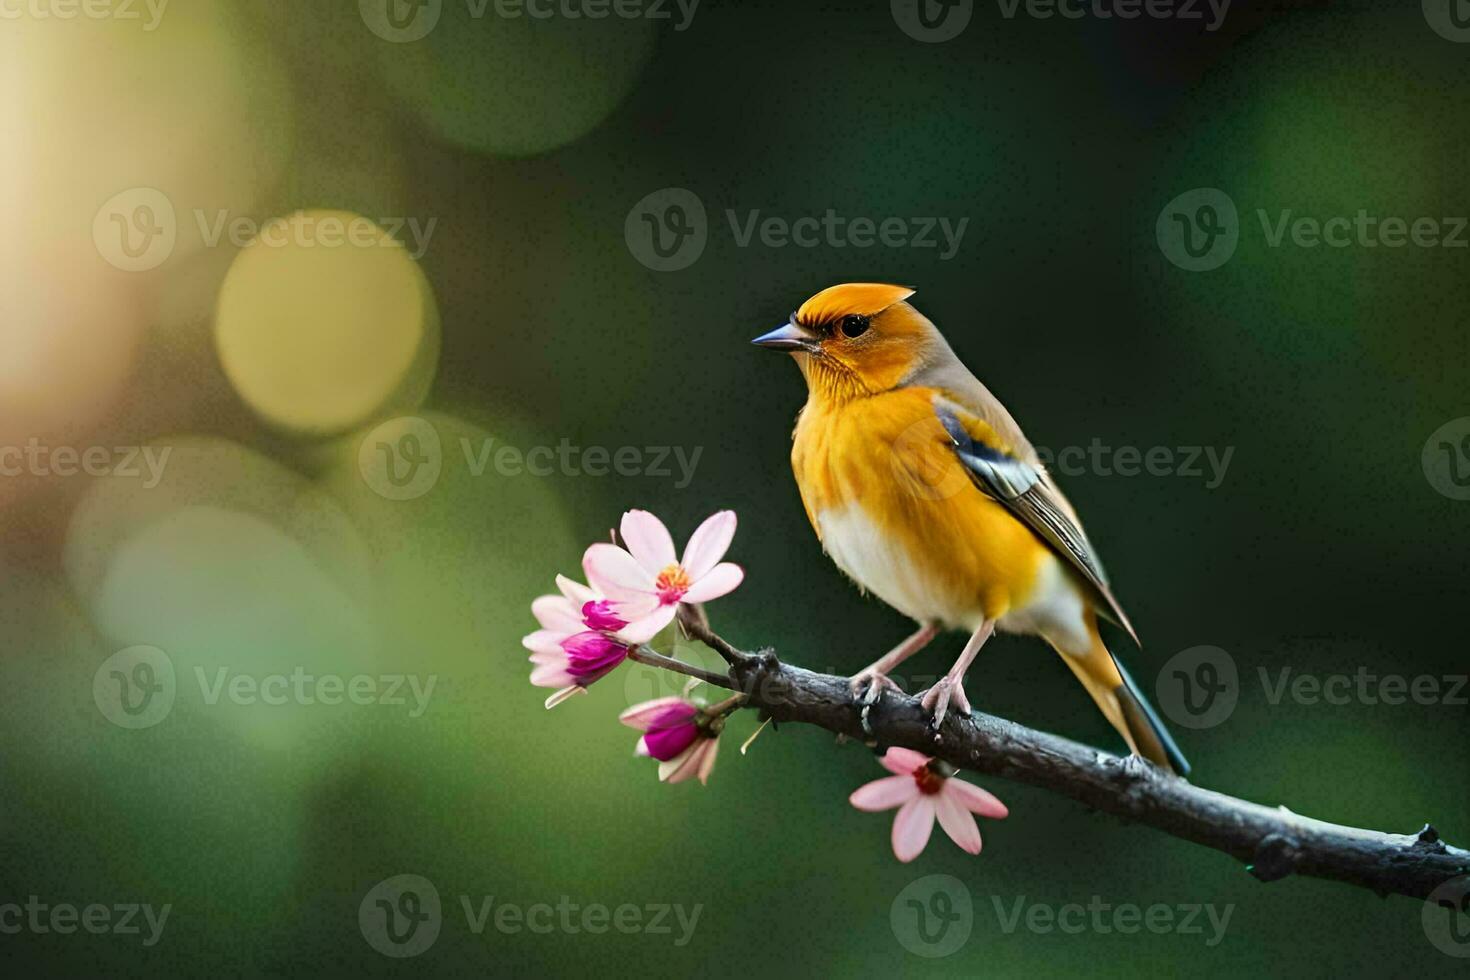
[795,283,915,328]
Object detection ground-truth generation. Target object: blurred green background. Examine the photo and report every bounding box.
[1,0,1468,975]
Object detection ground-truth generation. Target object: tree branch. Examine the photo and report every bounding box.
[671,616,1469,902]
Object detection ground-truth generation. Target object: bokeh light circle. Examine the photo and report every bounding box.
[371,5,657,156]
[214,210,441,438]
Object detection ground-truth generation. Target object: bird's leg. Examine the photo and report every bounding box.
[849,623,938,707]
[920,620,995,728]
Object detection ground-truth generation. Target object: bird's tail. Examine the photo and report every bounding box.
[1050,622,1190,777]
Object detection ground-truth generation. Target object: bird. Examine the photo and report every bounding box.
[751,282,1189,775]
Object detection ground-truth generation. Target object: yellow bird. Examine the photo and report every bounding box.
[752,282,1188,775]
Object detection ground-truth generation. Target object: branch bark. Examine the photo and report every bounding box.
[667,616,1469,902]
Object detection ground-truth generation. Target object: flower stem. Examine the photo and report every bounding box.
[676,605,748,666]
[705,693,747,717]
[628,646,734,690]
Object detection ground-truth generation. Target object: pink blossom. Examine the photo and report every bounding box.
[583,510,744,642]
[522,575,635,708]
[619,696,720,784]
[849,748,1008,862]
[619,696,701,761]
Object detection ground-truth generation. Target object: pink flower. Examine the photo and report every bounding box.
[620,696,700,761]
[619,696,720,784]
[849,748,1008,862]
[523,575,636,708]
[583,510,744,642]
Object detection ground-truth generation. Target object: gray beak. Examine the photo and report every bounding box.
[751,322,818,353]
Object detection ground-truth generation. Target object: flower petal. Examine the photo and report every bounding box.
[644,722,700,761]
[556,575,599,606]
[620,510,677,575]
[619,696,694,730]
[527,649,564,665]
[947,778,1009,819]
[531,594,581,633]
[695,737,720,784]
[522,629,570,655]
[935,790,982,855]
[849,775,920,812]
[891,797,936,862]
[681,563,744,604]
[681,510,737,580]
[582,543,652,602]
[614,603,678,644]
[879,747,931,776]
[659,743,702,784]
[530,662,575,688]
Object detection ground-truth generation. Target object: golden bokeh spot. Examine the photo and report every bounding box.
[214,210,440,437]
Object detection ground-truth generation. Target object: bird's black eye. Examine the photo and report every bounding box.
[840,314,870,338]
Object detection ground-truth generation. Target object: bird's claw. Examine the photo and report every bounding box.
[919,676,972,729]
[848,669,903,708]
[851,670,905,738]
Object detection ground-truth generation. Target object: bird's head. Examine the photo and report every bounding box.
[751,283,937,404]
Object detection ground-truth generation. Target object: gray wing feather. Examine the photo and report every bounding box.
[934,398,1139,646]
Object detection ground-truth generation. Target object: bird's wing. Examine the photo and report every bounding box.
[931,394,1139,646]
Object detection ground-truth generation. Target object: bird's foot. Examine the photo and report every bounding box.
[848,668,904,708]
[919,675,972,729]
